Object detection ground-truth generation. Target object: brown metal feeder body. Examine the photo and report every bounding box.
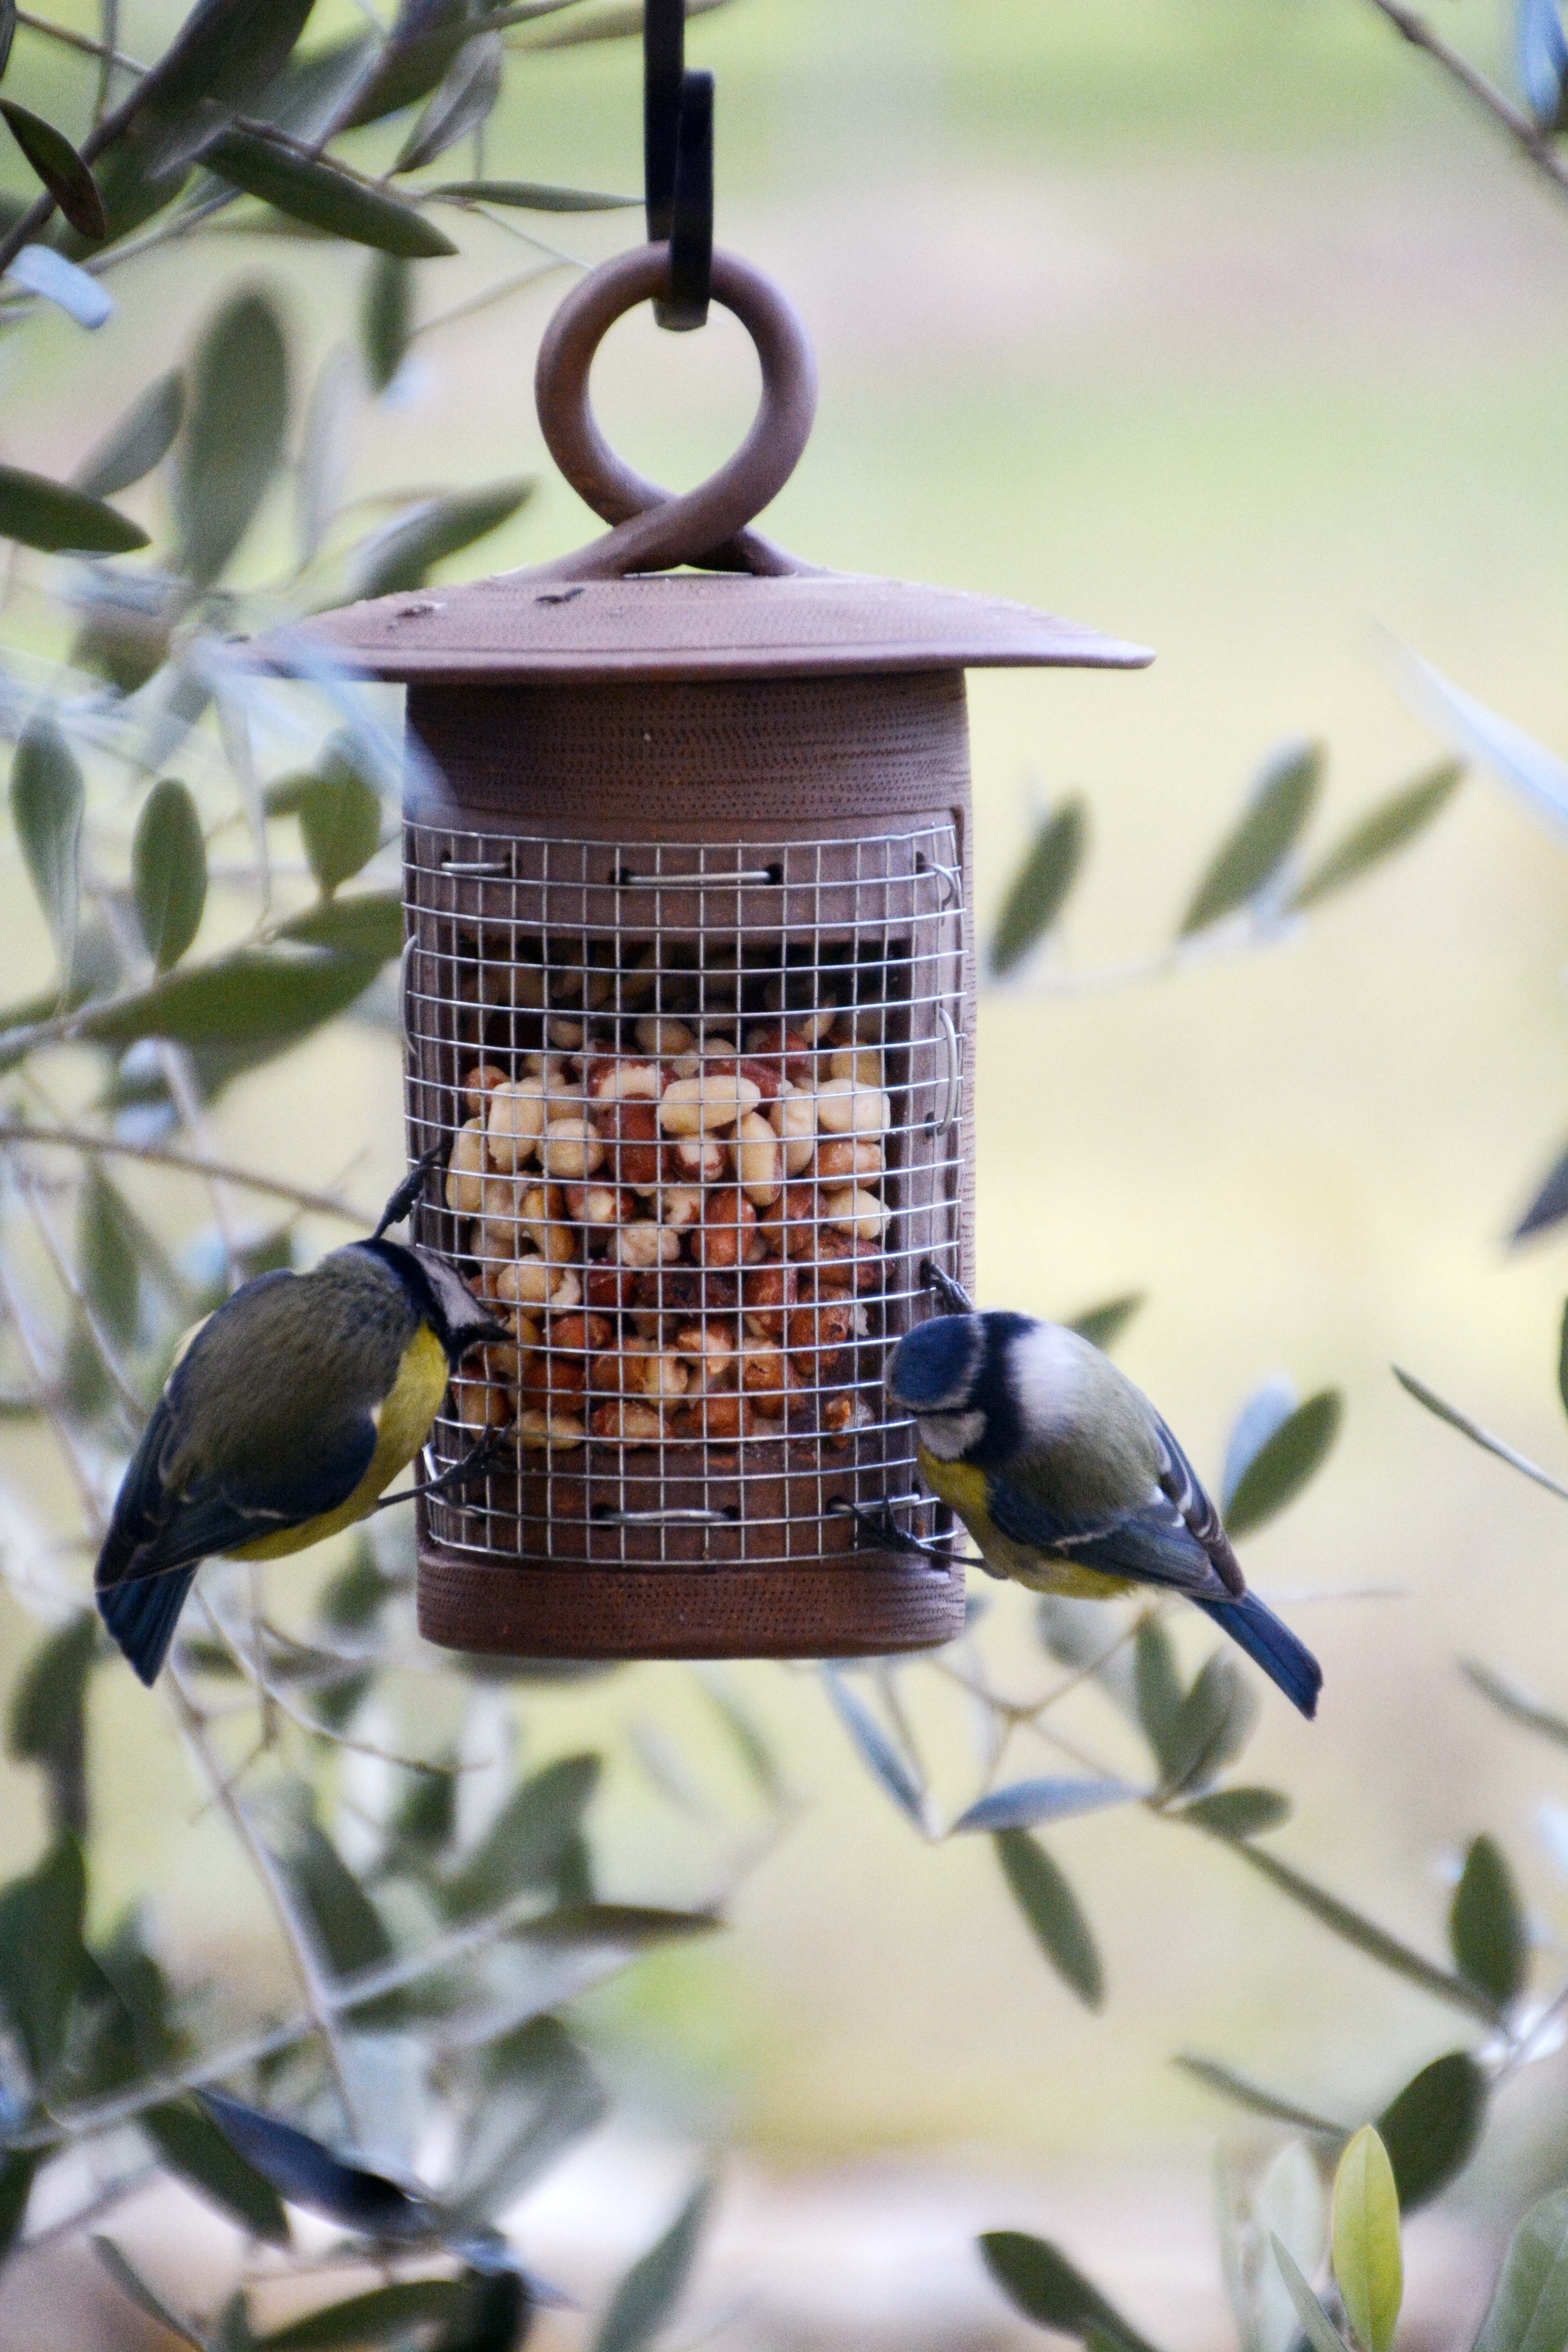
[295,247,1152,1662]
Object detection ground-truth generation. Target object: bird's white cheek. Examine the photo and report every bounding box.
[918,1410,985,1461]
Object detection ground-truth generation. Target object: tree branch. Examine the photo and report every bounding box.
[1359,0,1568,202]
[0,1118,377,1227]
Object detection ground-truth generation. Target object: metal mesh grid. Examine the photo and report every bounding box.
[404,819,966,1572]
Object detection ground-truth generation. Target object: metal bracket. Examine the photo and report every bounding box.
[645,0,713,331]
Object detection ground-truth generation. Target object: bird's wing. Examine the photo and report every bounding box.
[986,1469,1234,1599]
[1151,1413,1245,1595]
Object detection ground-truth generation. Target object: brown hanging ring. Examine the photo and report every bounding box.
[526,243,822,582]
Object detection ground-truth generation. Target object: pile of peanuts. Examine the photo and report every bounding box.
[443,999,892,1454]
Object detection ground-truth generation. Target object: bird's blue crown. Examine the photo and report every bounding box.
[887,1314,985,1412]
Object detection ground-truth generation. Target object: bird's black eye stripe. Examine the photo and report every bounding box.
[963,1313,1026,1468]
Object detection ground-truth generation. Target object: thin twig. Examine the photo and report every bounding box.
[0,1119,377,1226]
[411,259,569,343]
[13,5,148,73]
[15,1172,143,1426]
[1358,0,1568,203]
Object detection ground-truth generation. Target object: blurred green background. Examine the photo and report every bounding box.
[6,0,1568,2266]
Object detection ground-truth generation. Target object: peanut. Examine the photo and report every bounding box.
[658,1071,761,1136]
[445,1119,487,1214]
[660,1185,704,1230]
[485,1081,548,1171]
[518,1183,578,1263]
[514,1407,585,1452]
[734,1111,783,1205]
[670,1134,724,1183]
[463,1063,507,1117]
[635,1015,695,1058]
[768,1083,818,1175]
[813,1137,884,1183]
[742,1263,796,1340]
[539,1116,606,1182]
[613,1220,681,1269]
[589,1056,662,1101]
[588,1399,666,1444]
[815,1077,891,1139]
[452,1374,509,1430]
[598,1099,663,1190]
[693,1190,759,1269]
[563,1181,632,1228]
[821,1185,889,1242]
[673,1321,737,1388]
[828,1046,885,1087]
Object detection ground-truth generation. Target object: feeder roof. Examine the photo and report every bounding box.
[275,570,1153,688]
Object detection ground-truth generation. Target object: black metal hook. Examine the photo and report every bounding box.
[644,0,712,331]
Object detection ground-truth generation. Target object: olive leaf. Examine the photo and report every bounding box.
[527,0,734,49]
[6,1612,96,1841]
[276,891,403,959]
[440,1753,601,1918]
[55,948,387,1066]
[447,2016,607,2222]
[1179,1786,1290,1838]
[256,2281,474,2348]
[295,347,357,572]
[142,2100,291,2244]
[1161,1652,1258,1795]
[594,2178,714,2352]
[989,800,1087,977]
[278,1816,395,1980]
[120,0,319,175]
[0,465,148,554]
[1223,1391,1343,1539]
[133,777,207,971]
[950,1777,1137,1834]
[820,1664,926,1828]
[347,479,535,599]
[270,741,384,898]
[1462,1657,1568,1753]
[1393,1365,1568,1504]
[77,1164,140,1345]
[1179,741,1322,936]
[205,129,459,258]
[1515,1140,1568,1243]
[1519,0,1568,132]
[0,101,106,239]
[0,2149,39,2263]
[426,178,639,209]
[1268,2239,1351,2352]
[1173,2054,1343,2136]
[361,252,412,394]
[172,286,290,588]
[1290,761,1462,912]
[994,1829,1104,2009]
[394,32,504,174]
[977,2231,1165,2352]
[1375,2052,1486,2212]
[92,2237,207,2349]
[1331,2127,1401,2352]
[1134,1620,1186,1781]
[73,372,185,499]
[1257,2141,1328,2352]
[1448,1833,1526,2007]
[10,710,83,981]
[0,1836,87,2080]
[1473,2184,1568,2352]
[0,0,16,79]
[196,2089,437,2239]
[1067,1293,1144,1351]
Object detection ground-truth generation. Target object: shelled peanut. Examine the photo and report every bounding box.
[443,1009,890,1452]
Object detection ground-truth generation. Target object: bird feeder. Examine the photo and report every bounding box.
[294,242,1151,1662]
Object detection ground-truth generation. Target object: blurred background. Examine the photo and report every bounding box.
[5,2,1568,2345]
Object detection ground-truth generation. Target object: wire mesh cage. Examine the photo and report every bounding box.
[286,242,1151,1658]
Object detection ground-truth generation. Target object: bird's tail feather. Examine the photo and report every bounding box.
[1196,1589,1321,1720]
[98,1565,197,1688]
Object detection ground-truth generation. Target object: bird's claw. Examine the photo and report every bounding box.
[922,1259,975,1316]
[373,1143,446,1241]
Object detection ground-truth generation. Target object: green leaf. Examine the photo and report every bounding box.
[0,2146,38,2261]
[0,1837,86,2079]
[1462,1658,1568,1752]
[1290,762,1461,913]
[426,178,639,210]
[361,252,412,394]
[693,1666,784,1804]
[1223,1391,1343,1538]
[348,479,534,599]
[977,2231,1165,2352]
[1179,1786,1291,1838]
[442,1753,601,1918]
[1162,1652,1258,1795]
[1174,2055,1343,2136]
[92,2236,207,2348]
[143,2100,291,2244]
[59,948,385,1062]
[1448,1834,1526,2007]
[258,2281,471,2348]
[449,2016,606,2222]
[0,101,105,239]
[994,1829,1104,2010]
[10,710,82,980]
[1179,740,1322,936]
[1215,1840,1501,2024]
[393,32,502,174]
[1134,1621,1187,1781]
[1374,2051,1486,2212]
[1066,1293,1144,1352]
[989,800,1087,977]
[1332,2127,1401,2352]
[284,743,383,898]
[172,287,290,588]
[820,1665,925,1828]
[1473,2184,1568,2352]
[274,890,403,959]
[1393,1365,1568,1504]
[1258,2141,1329,2352]
[133,777,207,971]
[295,346,356,571]
[77,1165,141,1343]
[594,2178,714,2352]
[122,0,318,173]
[0,2,15,80]
[287,1824,394,1979]
[951,1778,1136,1834]
[73,372,185,500]
[7,1612,96,1769]
[1268,2238,1352,2352]
[206,128,459,258]
[526,0,734,49]
[0,465,147,554]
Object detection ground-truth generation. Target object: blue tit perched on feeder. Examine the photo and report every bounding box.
[887,1305,1321,1719]
[96,1158,506,1687]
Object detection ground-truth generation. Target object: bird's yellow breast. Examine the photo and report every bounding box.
[916,1442,1132,1601]
[233,1322,451,1563]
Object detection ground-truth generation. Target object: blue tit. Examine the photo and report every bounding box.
[887,1310,1321,1719]
[96,1216,505,1687]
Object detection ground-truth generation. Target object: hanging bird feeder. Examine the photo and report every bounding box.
[287,15,1151,1662]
